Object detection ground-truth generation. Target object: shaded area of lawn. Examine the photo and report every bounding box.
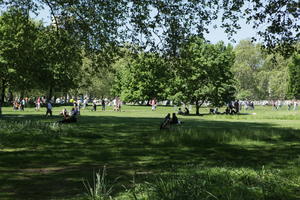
[0,113,300,199]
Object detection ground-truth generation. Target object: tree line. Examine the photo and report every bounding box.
[0,7,299,115]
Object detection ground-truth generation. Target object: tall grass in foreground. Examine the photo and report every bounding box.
[82,167,300,200]
[83,166,116,200]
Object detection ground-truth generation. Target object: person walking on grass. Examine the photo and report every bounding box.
[35,97,41,111]
[294,101,298,111]
[83,98,88,109]
[20,98,25,111]
[92,99,97,111]
[45,101,53,117]
[151,98,157,111]
[101,99,106,111]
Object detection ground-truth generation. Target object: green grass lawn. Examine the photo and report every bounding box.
[1,105,300,200]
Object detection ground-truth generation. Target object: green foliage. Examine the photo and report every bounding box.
[1,1,298,55]
[233,40,290,100]
[0,9,82,101]
[173,38,235,114]
[288,54,300,99]
[112,52,170,102]
[34,26,82,97]
[0,8,40,96]
[75,55,114,98]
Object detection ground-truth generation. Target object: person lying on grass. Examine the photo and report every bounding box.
[58,108,78,123]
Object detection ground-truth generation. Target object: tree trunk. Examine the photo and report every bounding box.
[195,100,200,115]
[20,90,24,99]
[48,86,53,102]
[8,90,13,103]
[64,92,68,106]
[0,80,6,116]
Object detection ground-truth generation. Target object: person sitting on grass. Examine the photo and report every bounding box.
[60,107,68,117]
[160,113,171,130]
[184,107,189,115]
[59,108,78,123]
[177,108,184,115]
[210,107,220,114]
[170,113,182,125]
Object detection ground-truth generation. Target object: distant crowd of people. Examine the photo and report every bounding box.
[8,96,300,126]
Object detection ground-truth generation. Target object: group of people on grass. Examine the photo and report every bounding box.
[177,107,190,115]
[12,97,31,111]
[274,100,298,111]
[8,95,300,128]
[160,113,182,130]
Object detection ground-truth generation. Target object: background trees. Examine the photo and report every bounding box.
[76,56,115,98]
[0,2,299,116]
[34,26,82,99]
[0,8,82,106]
[0,9,39,103]
[288,54,300,99]
[112,51,170,103]
[233,40,291,100]
[171,38,235,114]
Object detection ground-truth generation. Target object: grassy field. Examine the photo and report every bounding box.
[1,105,300,200]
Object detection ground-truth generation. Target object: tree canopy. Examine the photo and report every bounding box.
[0,0,298,55]
[171,38,235,114]
[0,8,39,102]
[233,40,291,100]
[0,8,82,107]
[112,51,170,103]
[288,54,300,99]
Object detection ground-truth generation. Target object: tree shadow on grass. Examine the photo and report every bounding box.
[0,114,300,199]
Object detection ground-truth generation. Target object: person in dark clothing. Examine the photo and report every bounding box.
[234,100,240,113]
[160,113,171,130]
[184,107,190,115]
[101,99,106,111]
[45,101,53,117]
[91,99,97,111]
[170,113,179,124]
[177,108,184,115]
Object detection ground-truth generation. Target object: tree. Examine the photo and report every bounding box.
[172,38,235,115]
[34,26,82,99]
[0,8,39,104]
[1,1,298,55]
[232,40,264,100]
[76,55,115,98]
[260,54,290,100]
[112,51,170,103]
[233,40,291,100]
[288,54,300,99]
